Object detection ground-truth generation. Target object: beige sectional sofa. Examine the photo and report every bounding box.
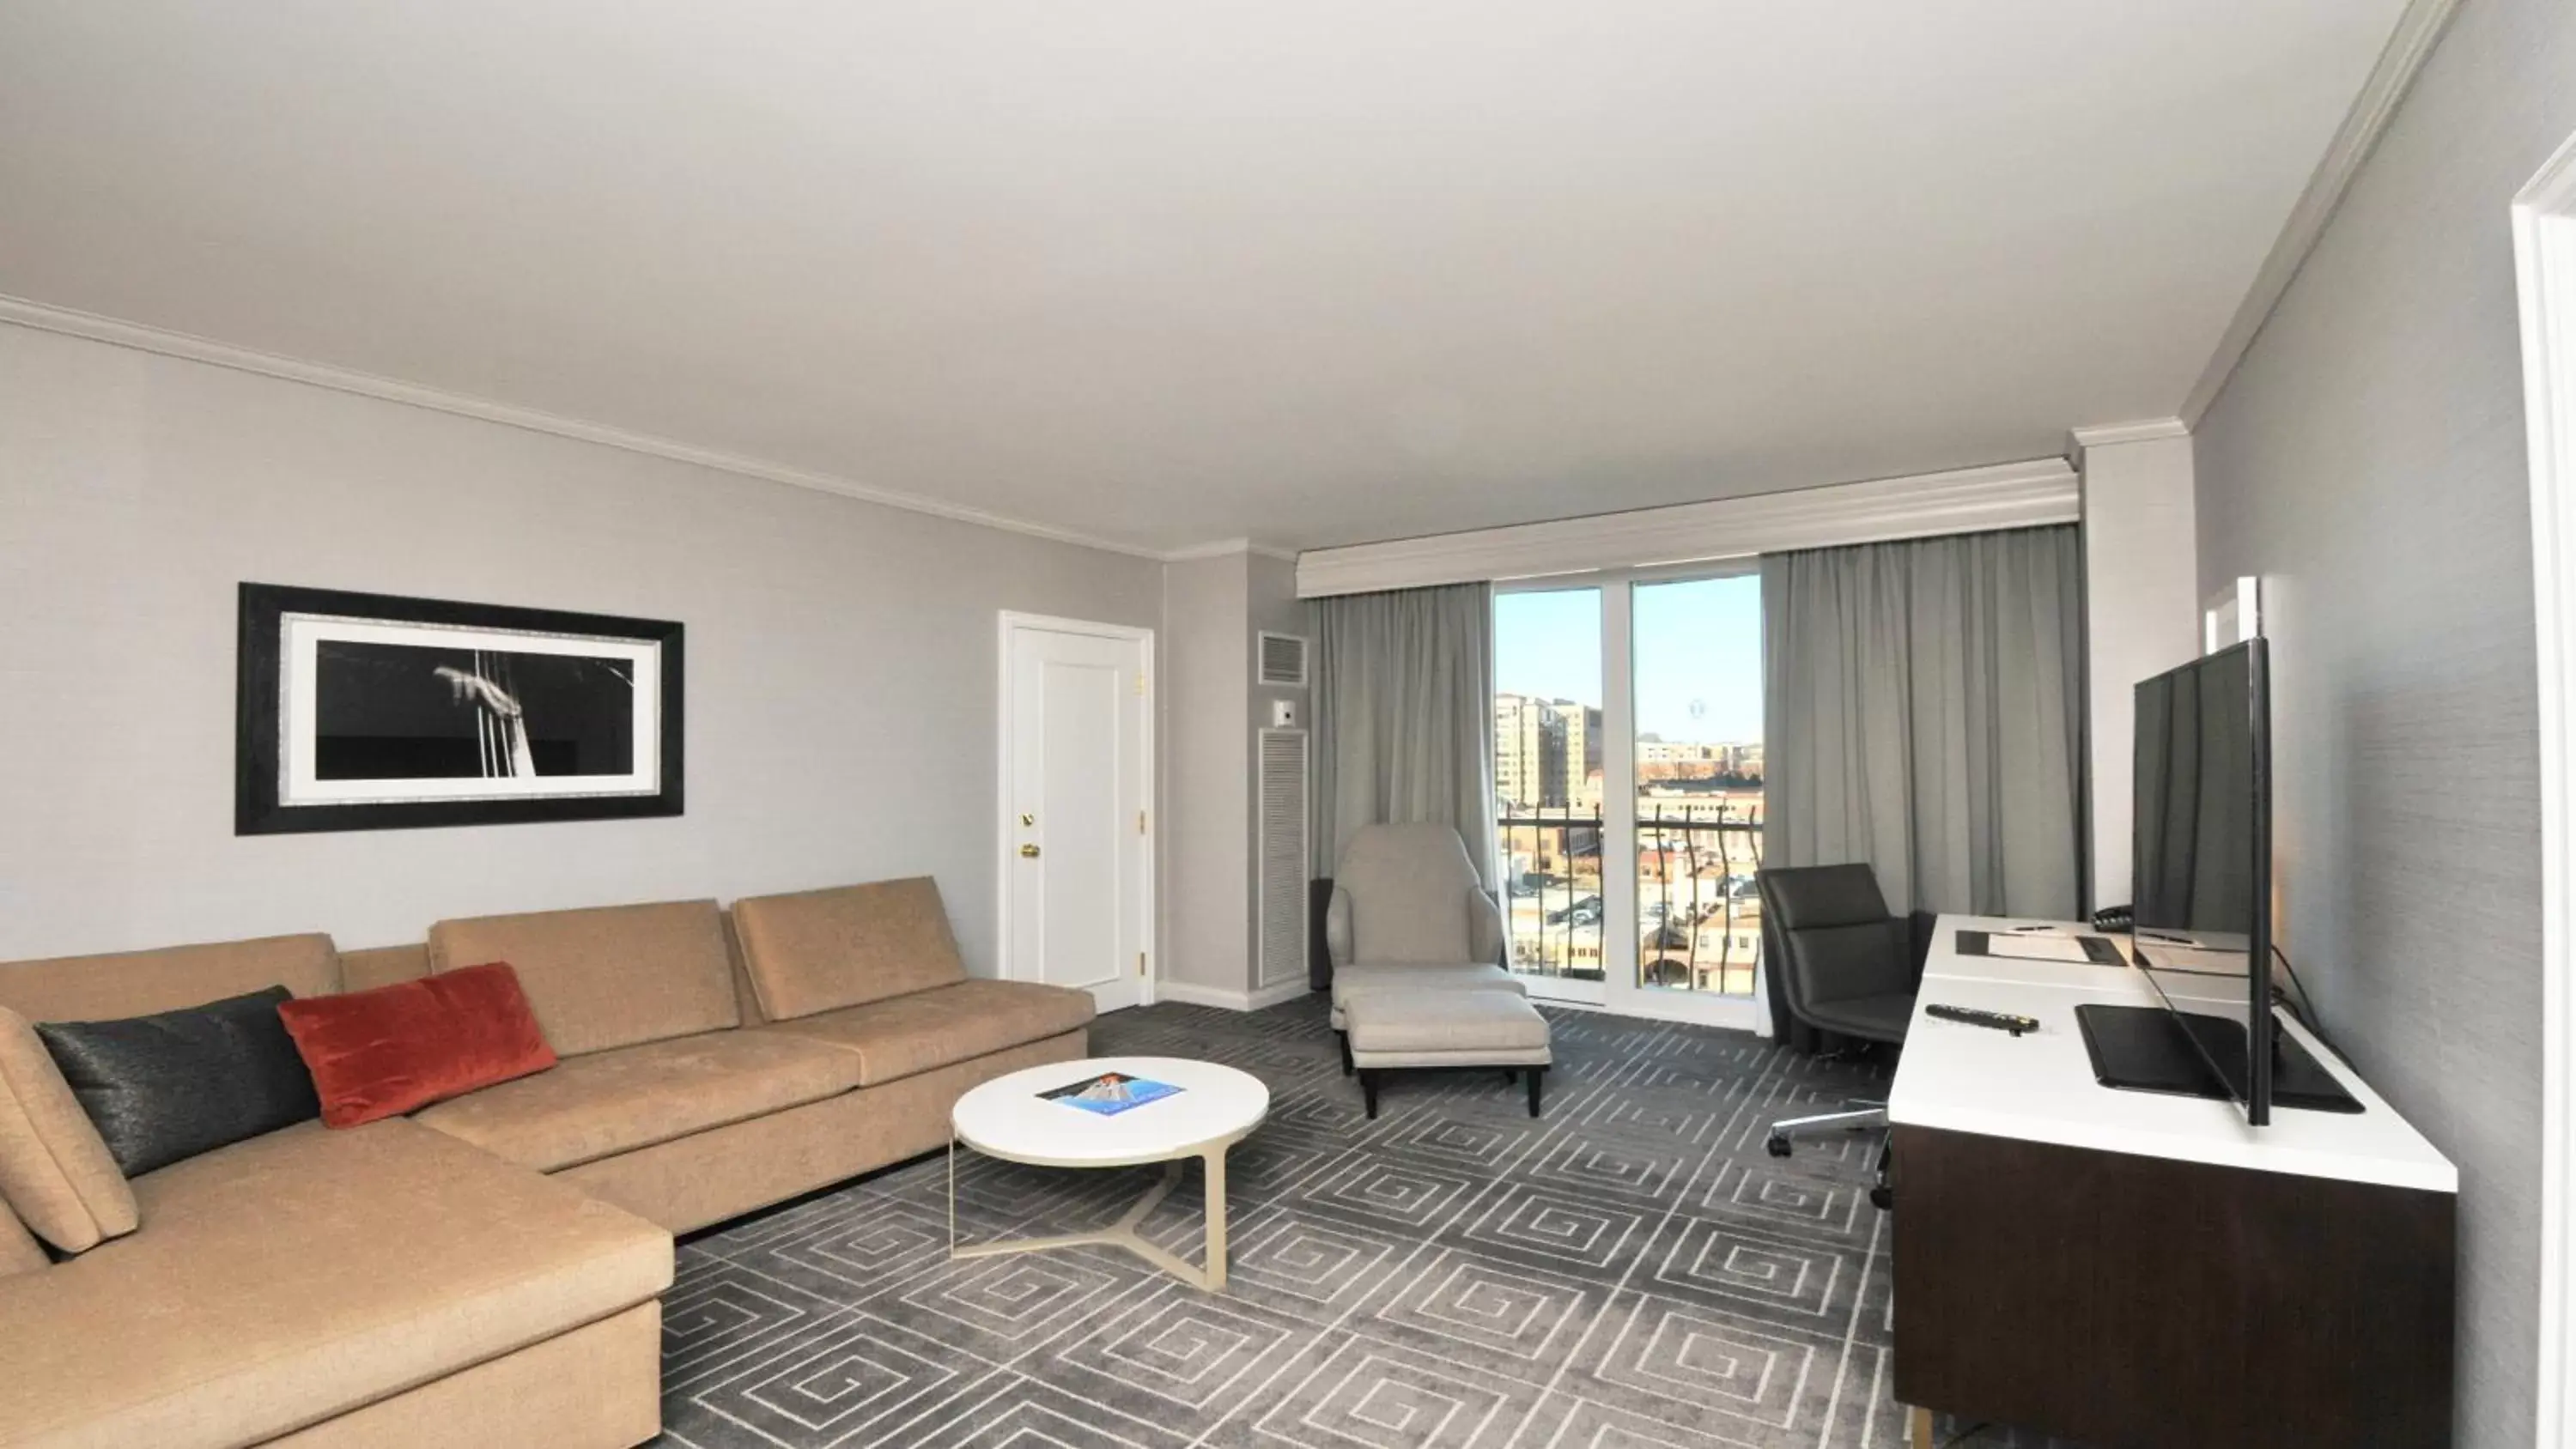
[0,878,1093,1448]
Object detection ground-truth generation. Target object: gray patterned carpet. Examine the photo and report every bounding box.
[653,996,2070,1449]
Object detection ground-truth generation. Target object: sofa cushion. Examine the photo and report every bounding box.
[0,1007,137,1253]
[732,877,968,1020]
[37,986,322,1178]
[428,899,738,1057]
[280,964,558,1129]
[762,979,1096,1087]
[0,934,339,1023]
[336,943,430,993]
[0,1118,671,1449]
[0,1185,48,1277]
[411,1028,860,1172]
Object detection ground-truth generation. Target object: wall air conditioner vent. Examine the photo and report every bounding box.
[1257,631,1309,688]
[1257,728,1309,990]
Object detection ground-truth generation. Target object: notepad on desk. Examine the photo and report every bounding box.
[1953,929,2125,966]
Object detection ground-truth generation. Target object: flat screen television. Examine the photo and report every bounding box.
[2075,637,2359,1124]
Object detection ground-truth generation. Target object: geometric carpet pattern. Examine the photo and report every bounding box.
[653,996,2075,1449]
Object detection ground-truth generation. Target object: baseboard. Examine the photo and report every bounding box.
[1155,978,1313,1012]
[1247,978,1311,1009]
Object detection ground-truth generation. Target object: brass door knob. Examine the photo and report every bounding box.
[1019,844,1042,858]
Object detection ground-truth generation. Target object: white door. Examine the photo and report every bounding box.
[1002,616,1151,1013]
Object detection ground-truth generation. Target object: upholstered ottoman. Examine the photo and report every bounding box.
[1328,961,1525,1031]
[1343,988,1552,1119]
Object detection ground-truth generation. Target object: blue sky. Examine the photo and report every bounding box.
[1494,576,1763,743]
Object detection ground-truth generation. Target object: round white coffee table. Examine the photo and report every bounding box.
[949,1055,1268,1291]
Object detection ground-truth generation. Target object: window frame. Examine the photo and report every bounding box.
[1493,560,1767,1032]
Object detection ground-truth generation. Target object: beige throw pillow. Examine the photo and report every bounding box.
[0,1192,45,1276]
[0,1006,138,1252]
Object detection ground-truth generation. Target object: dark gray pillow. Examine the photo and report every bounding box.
[35,985,321,1177]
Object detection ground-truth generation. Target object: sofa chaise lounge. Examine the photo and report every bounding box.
[0,876,1092,1449]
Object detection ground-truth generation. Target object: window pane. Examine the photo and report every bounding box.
[1632,575,1765,995]
[1492,589,1604,984]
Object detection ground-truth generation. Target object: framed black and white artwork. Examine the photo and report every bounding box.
[236,583,683,834]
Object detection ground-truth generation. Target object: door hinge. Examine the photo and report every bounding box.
[1135,671,1147,697]
[1138,809,1147,834]
[1137,952,1148,976]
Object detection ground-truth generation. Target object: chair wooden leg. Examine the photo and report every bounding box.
[1338,1031,1353,1076]
[1501,1068,1516,1084]
[1528,1066,1544,1118]
[1359,1069,1381,1119]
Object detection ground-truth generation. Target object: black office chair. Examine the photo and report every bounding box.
[1756,864,1914,1203]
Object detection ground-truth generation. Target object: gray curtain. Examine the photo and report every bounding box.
[1762,525,2085,922]
[1311,583,1497,889]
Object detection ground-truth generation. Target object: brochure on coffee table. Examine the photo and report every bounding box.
[1040,1071,1184,1117]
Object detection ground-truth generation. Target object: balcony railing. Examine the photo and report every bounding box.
[1498,807,1607,982]
[1637,814,1765,997]
[1497,806,1765,996]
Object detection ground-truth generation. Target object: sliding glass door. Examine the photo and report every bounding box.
[1492,587,1608,1004]
[1494,565,1765,1028]
[1630,573,1765,1003]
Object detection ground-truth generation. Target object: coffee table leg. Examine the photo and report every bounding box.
[1202,1145,1230,1291]
[949,1142,1242,1294]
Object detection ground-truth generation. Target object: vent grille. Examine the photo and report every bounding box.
[1257,728,1309,989]
[1257,632,1309,688]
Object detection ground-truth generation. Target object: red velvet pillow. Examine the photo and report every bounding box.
[276,963,557,1128]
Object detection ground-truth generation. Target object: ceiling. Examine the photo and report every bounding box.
[0,2,2409,555]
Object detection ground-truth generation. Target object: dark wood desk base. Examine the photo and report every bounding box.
[1891,1125,2454,1447]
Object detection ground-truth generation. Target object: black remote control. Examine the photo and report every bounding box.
[1925,1003,2039,1037]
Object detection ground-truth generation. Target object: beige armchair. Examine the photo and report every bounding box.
[1323,823,1526,1040]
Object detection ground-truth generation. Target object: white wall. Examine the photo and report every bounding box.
[1153,549,1310,1002]
[2075,429,2199,908]
[2190,1,2576,1441]
[1157,553,1252,992]
[1243,553,1308,994]
[0,324,1163,967]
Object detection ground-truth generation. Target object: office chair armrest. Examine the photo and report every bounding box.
[1325,886,1354,968]
[1467,888,1504,967]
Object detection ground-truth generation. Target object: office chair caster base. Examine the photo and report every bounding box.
[1870,1185,1893,1210]
[1765,1132,1792,1158]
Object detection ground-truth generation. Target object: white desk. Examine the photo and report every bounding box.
[1892,914,2456,1192]
[1887,914,2458,1448]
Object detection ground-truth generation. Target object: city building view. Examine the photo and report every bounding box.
[1493,578,1766,996]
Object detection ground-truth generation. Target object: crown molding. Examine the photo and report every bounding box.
[1295,456,2077,598]
[1162,537,1299,563]
[2179,0,2463,427]
[2068,418,2190,454]
[0,293,1176,561]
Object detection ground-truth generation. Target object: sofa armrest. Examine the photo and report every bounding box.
[1467,888,1504,967]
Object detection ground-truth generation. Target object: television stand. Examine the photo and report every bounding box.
[2073,1003,2364,1113]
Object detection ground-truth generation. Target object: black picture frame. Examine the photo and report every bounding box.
[236,583,684,835]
